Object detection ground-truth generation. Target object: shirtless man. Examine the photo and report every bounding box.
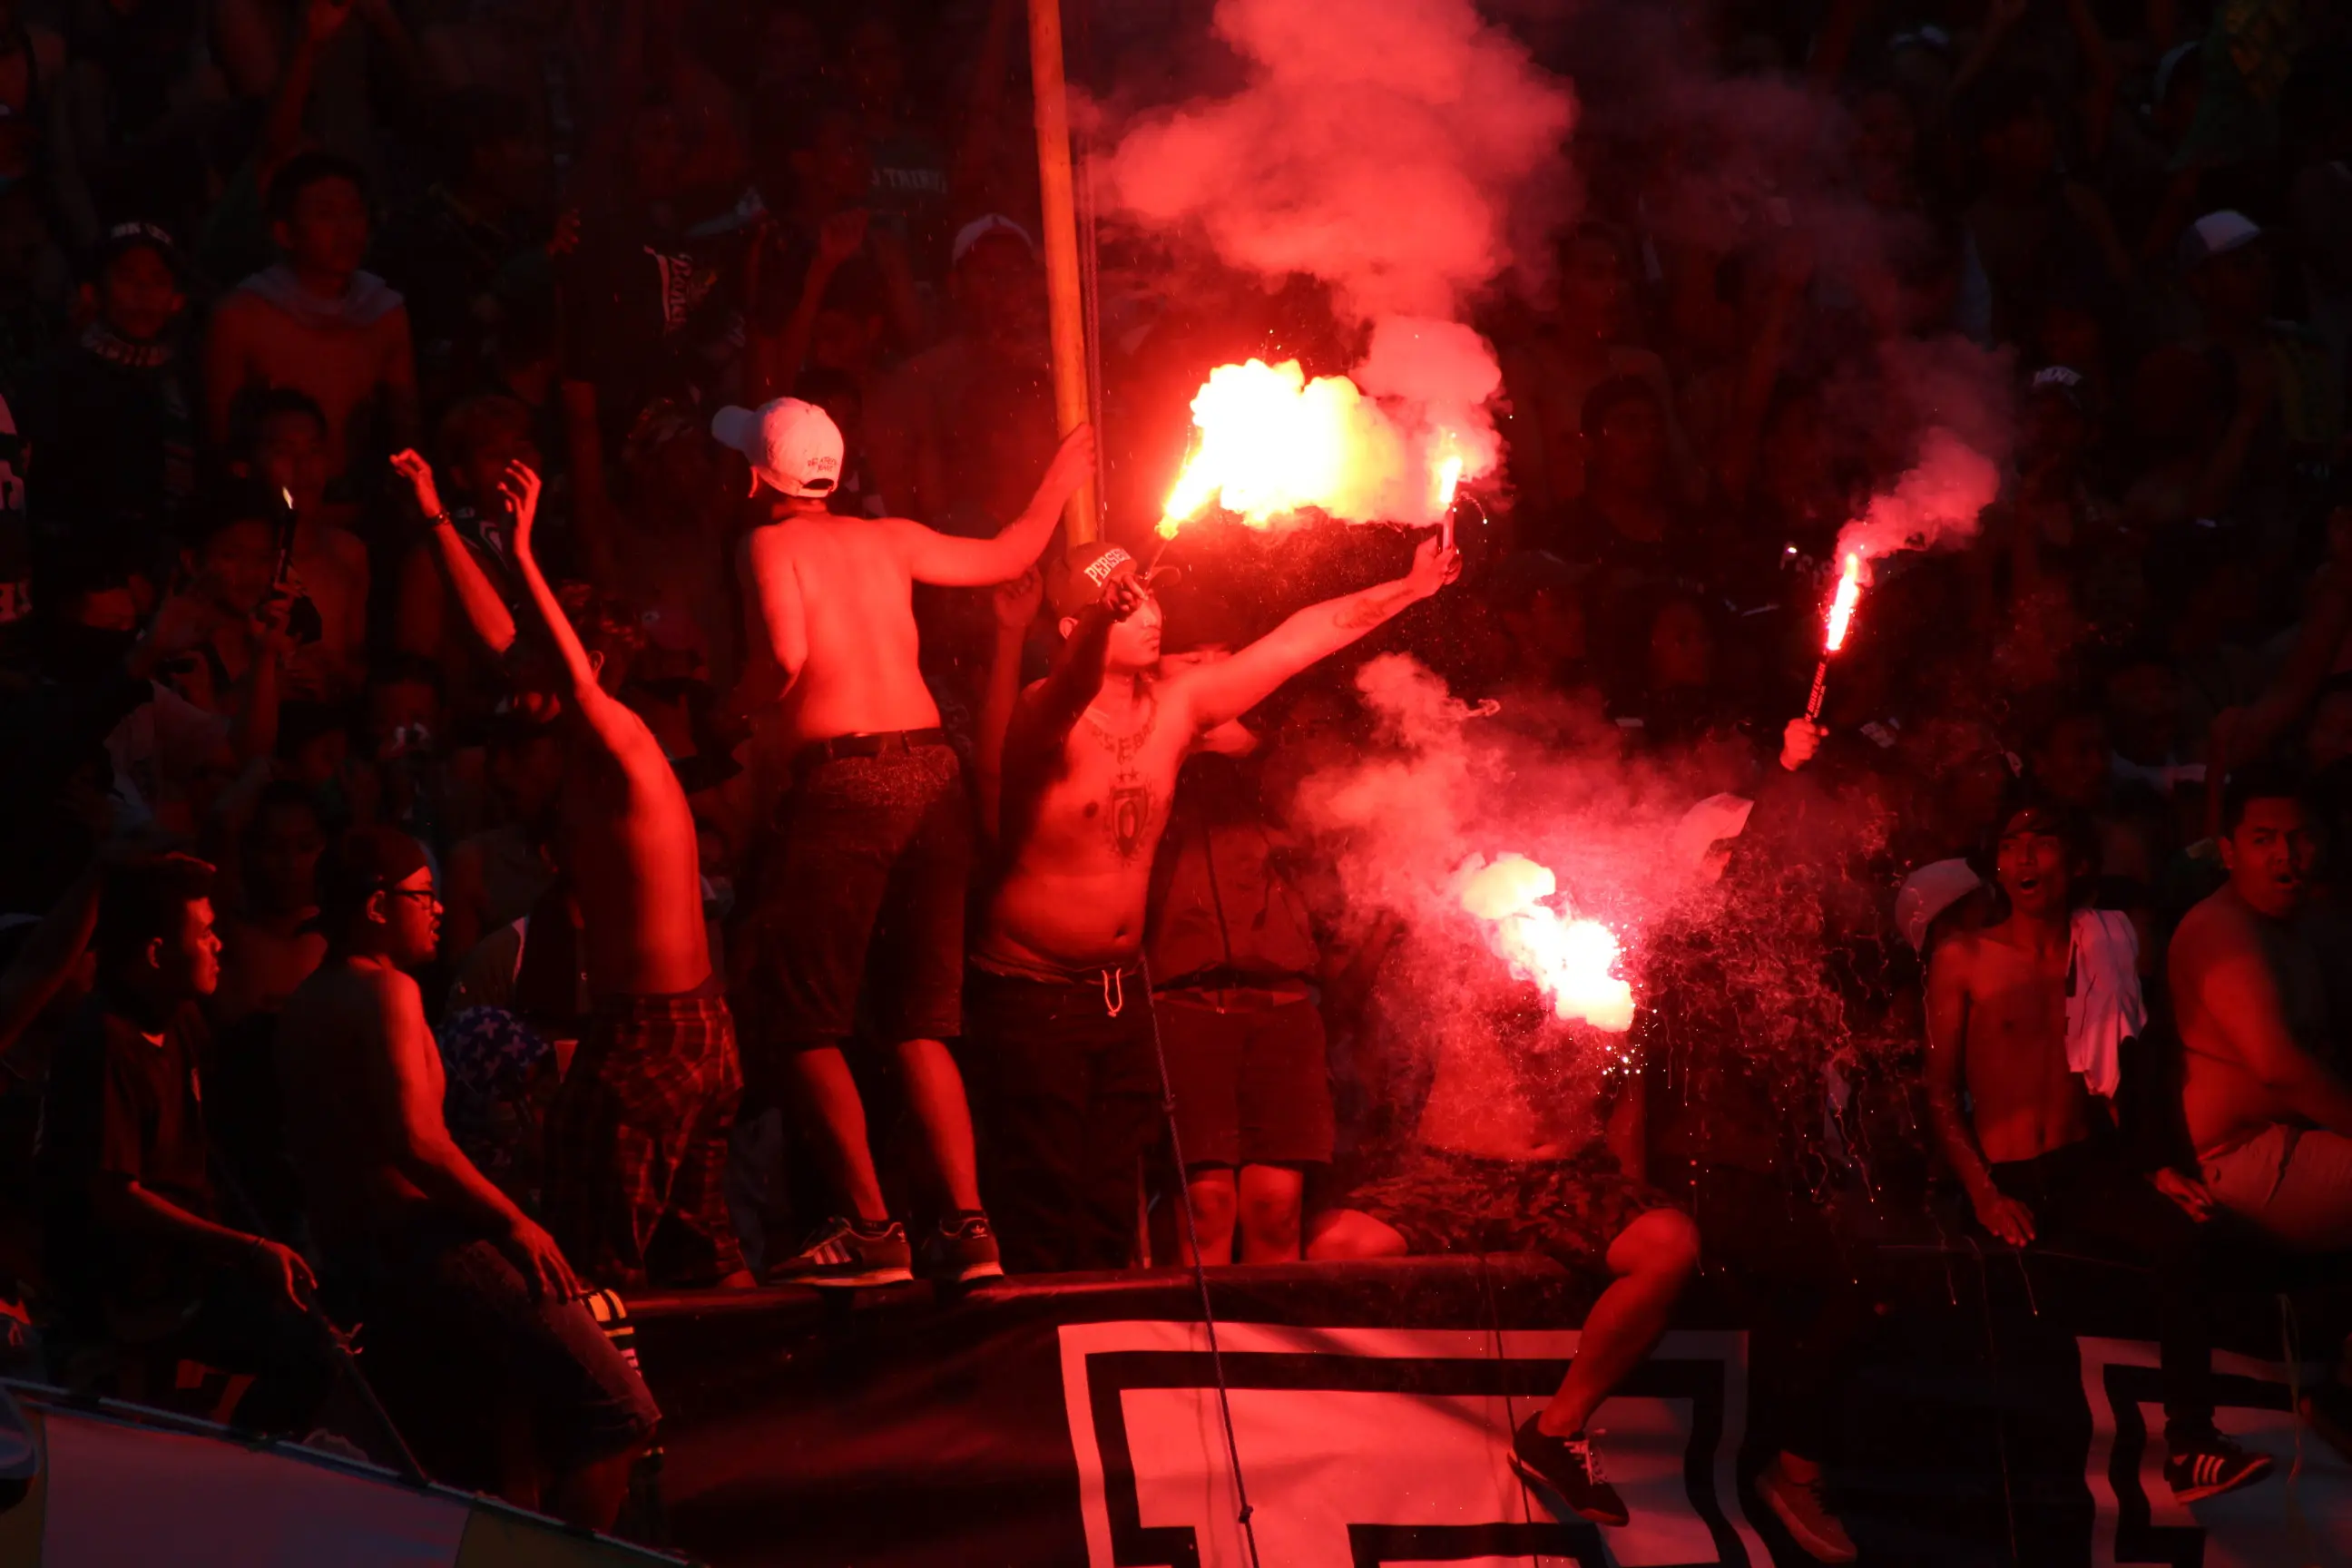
[972,534,1455,1276]
[205,151,418,483]
[2170,768,2352,1442]
[1927,792,2269,1502]
[393,449,747,1290]
[277,829,658,1524]
[725,396,1093,1287]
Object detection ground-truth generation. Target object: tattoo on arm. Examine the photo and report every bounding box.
[1334,583,1415,631]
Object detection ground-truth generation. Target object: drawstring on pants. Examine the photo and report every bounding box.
[1101,966,1126,1017]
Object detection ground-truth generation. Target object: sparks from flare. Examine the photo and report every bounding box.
[1456,853,1635,1033]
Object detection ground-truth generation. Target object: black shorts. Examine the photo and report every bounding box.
[338,1222,660,1486]
[965,963,1161,1274]
[1157,986,1334,1170]
[750,741,970,1048]
[1345,1143,1674,1272]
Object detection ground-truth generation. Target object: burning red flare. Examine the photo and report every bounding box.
[1823,553,1864,653]
[1456,852,1635,1033]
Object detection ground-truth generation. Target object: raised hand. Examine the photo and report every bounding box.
[1102,571,1147,622]
[1404,534,1463,600]
[389,449,446,521]
[496,460,544,554]
[1779,716,1826,772]
[995,565,1044,632]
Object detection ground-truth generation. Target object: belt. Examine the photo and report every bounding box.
[791,727,946,775]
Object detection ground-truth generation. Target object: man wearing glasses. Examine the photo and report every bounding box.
[279,828,659,1527]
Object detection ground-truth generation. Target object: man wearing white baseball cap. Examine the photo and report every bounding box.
[722,394,1095,1288]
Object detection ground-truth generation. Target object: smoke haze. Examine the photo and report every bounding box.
[1106,0,1575,513]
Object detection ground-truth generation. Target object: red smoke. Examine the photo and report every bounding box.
[1107,0,1573,513]
[1835,426,2002,564]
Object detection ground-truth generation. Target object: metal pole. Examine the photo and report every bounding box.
[1027,0,1101,543]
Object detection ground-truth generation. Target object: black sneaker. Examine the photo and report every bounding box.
[1511,1415,1628,1527]
[765,1217,914,1289]
[920,1212,1005,1283]
[2163,1431,2274,1504]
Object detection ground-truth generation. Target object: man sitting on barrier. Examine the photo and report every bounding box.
[2171,764,2352,1451]
[1308,996,1700,1529]
[1926,789,2271,1502]
[279,828,659,1525]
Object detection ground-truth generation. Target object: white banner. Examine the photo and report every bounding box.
[1060,1321,1769,1566]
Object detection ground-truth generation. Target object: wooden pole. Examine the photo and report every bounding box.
[1027,0,1100,543]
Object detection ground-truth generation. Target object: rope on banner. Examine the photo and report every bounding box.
[1475,1252,1542,1564]
[1142,955,1265,1568]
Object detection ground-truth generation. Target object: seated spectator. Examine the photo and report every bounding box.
[18,220,193,545]
[277,828,657,1524]
[2180,212,2342,467]
[153,482,302,721]
[203,152,417,485]
[236,389,369,702]
[1926,789,2271,1501]
[35,856,332,1430]
[1308,990,1700,1529]
[2169,766,2352,1446]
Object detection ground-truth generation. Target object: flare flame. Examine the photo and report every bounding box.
[1823,553,1864,654]
[1155,358,1474,538]
[1456,852,1635,1033]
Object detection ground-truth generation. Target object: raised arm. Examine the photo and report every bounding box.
[890,424,1094,587]
[997,577,1138,851]
[975,566,1044,840]
[390,449,519,656]
[501,461,645,760]
[1177,536,1457,731]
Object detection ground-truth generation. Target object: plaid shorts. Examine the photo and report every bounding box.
[1345,1142,1676,1271]
[544,993,744,1291]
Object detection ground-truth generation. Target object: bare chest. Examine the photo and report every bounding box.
[1044,699,1191,868]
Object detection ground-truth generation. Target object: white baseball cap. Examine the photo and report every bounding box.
[1896,858,1984,956]
[951,213,1036,269]
[2179,210,2262,270]
[711,397,843,498]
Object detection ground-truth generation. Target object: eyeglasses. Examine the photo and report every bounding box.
[385,886,440,906]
